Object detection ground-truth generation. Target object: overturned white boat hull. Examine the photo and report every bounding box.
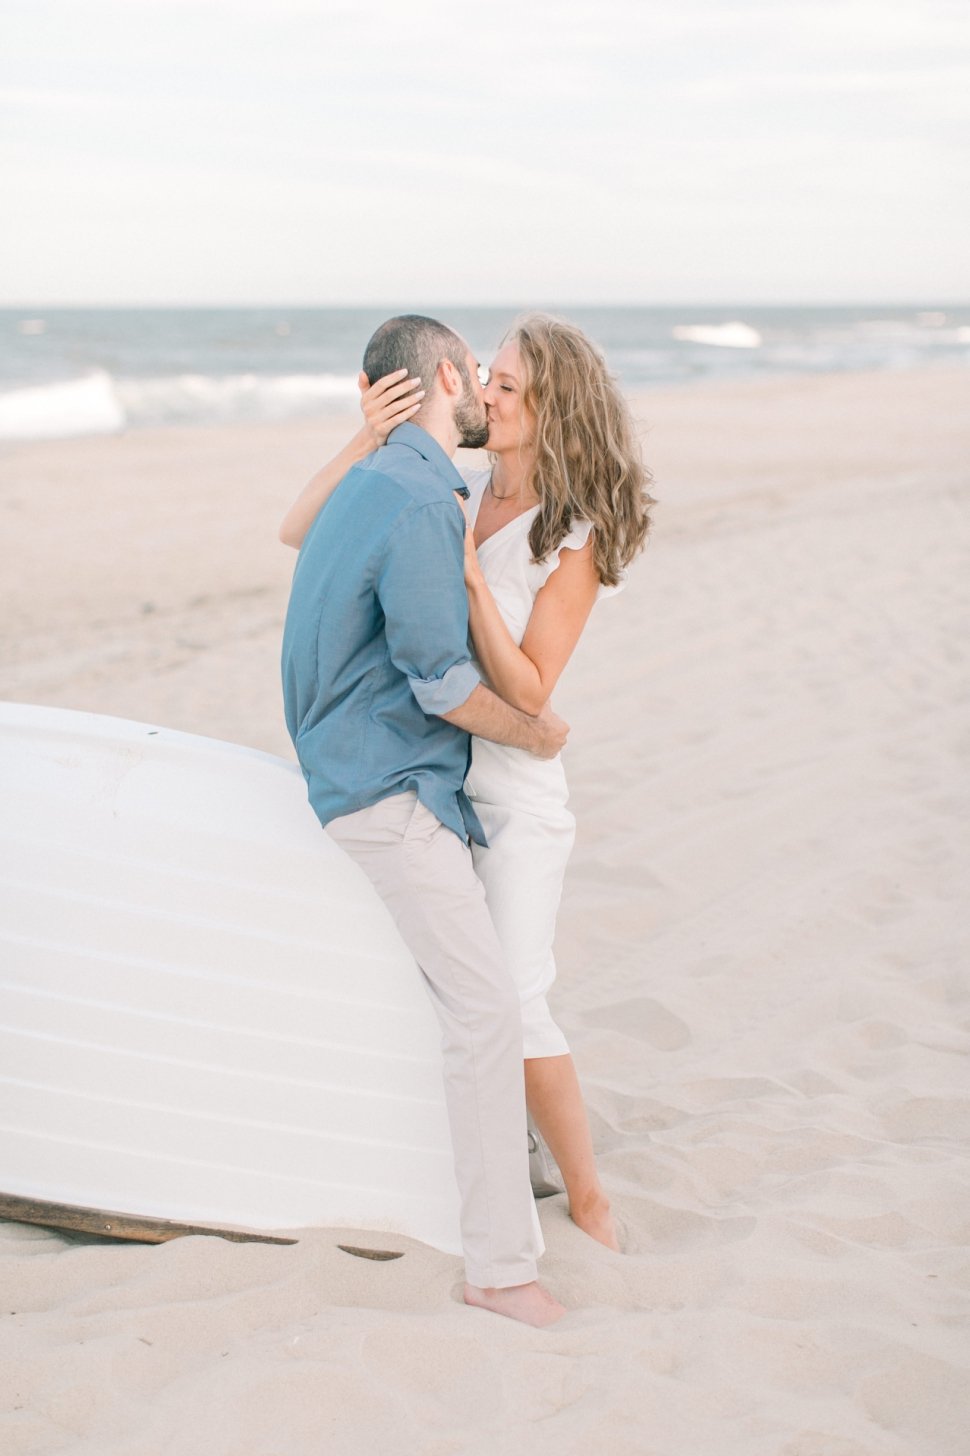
[0,704,462,1252]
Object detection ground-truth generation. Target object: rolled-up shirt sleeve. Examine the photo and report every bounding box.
[376,500,481,715]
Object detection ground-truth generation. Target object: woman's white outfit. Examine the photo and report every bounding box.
[460,468,621,1058]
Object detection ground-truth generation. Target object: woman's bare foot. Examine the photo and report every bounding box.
[464,1280,566,1326]
[569,1189,621,1251]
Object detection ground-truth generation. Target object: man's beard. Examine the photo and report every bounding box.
[455,379,489,449]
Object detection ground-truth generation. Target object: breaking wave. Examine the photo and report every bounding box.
[0,369,360,441]
[671,322,763,349]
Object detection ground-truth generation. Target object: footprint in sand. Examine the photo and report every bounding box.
[631,1196,757,1248]
[584,997,691,1051]
[586,1087,688,1138]
[852,1019,907,1050]
[679,1075,793,1111]
[877,1094,970,1144]
[859,1348,970,1452]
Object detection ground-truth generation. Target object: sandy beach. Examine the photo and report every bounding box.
[1,366,968,1455]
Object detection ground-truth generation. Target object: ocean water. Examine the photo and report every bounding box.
[0,305,967,442]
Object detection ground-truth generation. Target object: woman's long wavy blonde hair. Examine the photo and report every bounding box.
[502,313,655,587]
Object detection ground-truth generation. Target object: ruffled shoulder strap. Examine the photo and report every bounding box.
[534,519,626,600]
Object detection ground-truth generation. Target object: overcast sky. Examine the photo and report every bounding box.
[2,0,968,305]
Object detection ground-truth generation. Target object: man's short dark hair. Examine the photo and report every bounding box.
[362,314,469,394]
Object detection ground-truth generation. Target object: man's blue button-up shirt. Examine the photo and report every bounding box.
[281,422,486,844]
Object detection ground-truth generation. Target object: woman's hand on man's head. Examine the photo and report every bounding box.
[358,369,425,447]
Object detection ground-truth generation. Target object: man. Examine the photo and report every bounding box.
[282,315,567,1327]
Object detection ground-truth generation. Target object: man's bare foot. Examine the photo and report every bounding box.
[570,1189,621,1251]
[464,1280,566,1326]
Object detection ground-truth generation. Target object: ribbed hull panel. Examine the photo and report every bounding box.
[0,705,461,1252]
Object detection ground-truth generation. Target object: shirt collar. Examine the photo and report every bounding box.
[385,423,470,499]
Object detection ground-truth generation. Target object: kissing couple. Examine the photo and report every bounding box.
[281,312,653,1326]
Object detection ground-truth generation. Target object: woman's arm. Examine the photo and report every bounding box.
[278,370,424,548]
[464,535,600,715]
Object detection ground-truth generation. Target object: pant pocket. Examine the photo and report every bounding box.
[403,796,444,843]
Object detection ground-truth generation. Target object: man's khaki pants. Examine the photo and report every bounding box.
[326,790,542,1289]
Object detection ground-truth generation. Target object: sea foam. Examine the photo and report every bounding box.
[0,371,125,441]
[0,370,360,441]
[115,371,359,428]
[671,322,762,349]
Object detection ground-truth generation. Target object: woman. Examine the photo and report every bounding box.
[280,314,654,1250]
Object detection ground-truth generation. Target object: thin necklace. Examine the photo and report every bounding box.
[489,480,516,501]
[489,474,530,503]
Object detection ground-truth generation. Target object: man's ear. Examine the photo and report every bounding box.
[437,358,462,397]
[357,370,370,394]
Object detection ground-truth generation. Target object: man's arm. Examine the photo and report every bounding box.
[377,499,567,758]
[441,684,567,760]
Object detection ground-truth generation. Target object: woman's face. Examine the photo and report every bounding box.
[482,341,536,455]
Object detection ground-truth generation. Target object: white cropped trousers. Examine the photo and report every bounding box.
[465,738,574,1059]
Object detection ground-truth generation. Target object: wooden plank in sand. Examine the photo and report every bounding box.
[0,1192,298,1245]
